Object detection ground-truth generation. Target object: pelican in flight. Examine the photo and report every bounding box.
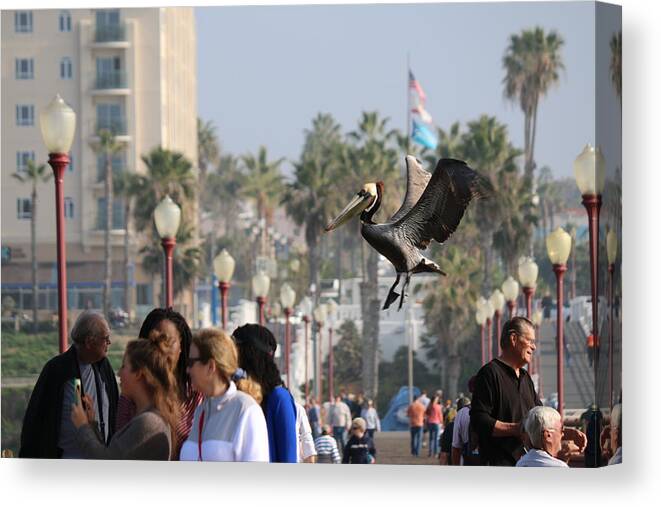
[325,155,488,310]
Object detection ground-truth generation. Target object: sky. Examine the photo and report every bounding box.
[196,1,619,181]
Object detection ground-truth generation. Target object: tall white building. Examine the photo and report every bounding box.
[1,8,198,322]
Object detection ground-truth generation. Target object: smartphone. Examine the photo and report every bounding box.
[73,378,82,406]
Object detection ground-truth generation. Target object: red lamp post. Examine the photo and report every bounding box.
[483,299,494,363]
[606,228,618,410]
[214,249,235,330]
[519,257,538,374]
[154,195,181,308]
[502,276,519,320]
[313,304,328,402]
[302,315,310,400]
[475,307,487,365]
[252,271,270,327]
[532,309,544,398]
[490,290,505,358]
[40,95,76,353]
[326,300,338,403]
[574,144,606,398]
[547,226,572,419]
[280,283,296,389]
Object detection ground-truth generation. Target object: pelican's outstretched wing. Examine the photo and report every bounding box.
[388,155,432,223]
[394,158,489,248]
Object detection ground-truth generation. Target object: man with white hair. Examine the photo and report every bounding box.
[19,310,119,458]
[516,406,568,467]
[608,403,622,465]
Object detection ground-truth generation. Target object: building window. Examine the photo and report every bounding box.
[14,11,33,33]
[59,10,72,32]
[136,284,153,306]
[16,151,35,172]
[16,105,34,126]
[60,57,73,80]
[15,58,34,79]
[17,198,32,219]
[64,197,74,219]
[96,103,125,134]
[96,198,124,230]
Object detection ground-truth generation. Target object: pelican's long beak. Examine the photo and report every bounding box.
[325,192,373,232]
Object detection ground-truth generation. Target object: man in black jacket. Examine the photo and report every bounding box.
[19,310,119,458]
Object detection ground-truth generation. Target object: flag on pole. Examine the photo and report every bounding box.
[411,119,438,150]
[411,103,433,124]
[408,70,427,103]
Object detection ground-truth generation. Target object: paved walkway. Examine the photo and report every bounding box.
[372,431,440,465]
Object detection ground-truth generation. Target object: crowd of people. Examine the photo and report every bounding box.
[18,309,621,467]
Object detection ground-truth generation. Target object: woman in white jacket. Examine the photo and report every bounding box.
[180,328,269,462]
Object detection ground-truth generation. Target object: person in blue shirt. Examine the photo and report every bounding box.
[232,324,297,463]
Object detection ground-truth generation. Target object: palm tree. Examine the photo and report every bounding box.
[133,147,199,305]
[610,31,622,108]
[12,160,51,332]
[459,115,521,293]
[113,171,144,318]
[347,111,401,400]
[422,244,482,400]
[283,113,345,301]
[197,117,220,179]
[134,147,197,231]
[91,129,123,318]
[240,146,285,256]
[503,27,565,182]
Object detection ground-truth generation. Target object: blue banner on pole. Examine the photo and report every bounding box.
[411,120,438,150]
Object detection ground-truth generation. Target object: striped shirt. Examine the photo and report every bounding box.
[116,387,203,459]
[314,434,341,464]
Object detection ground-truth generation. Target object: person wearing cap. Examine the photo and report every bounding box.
[179,328,269,462]
[232,324,298,463]
[451,396,477,465]
[342,417,376,464]
[516,406,569,467]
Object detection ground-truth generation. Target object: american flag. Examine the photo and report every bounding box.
[409,70,427,103]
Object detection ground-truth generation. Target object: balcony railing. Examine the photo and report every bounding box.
[94,119,128,136]
[95,70,127,90]
[94,23,126,43]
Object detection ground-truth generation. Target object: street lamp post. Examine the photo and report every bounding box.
[606,228,618,410]
[313,304,327,401]
[252,271,270,326]
[546,226,572,419]
[518,256,538,320]
[475,308,487,365]
[476,297,488,365]
[300,296,313,401]
[532,308,544,397]
[326,300,339,404]
[280,283,296,388]
[213,249,235,330]
[502,276,520,319]
[154,195,181,308]
[483,299,495,363]
[489,290,505,359]
[40,94,76,353]
[574,143,606,396]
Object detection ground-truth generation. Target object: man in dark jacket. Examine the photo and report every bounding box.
[19,310,119,458]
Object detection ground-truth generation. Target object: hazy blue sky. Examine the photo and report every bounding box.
[196,2,618,180]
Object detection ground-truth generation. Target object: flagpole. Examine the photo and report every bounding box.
[406,52,411,155]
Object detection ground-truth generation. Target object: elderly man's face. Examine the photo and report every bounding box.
[87,321,111,362]
[512,325,536,367]
[543,418,563,457]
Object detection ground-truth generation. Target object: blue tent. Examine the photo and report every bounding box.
[381,386,420,431]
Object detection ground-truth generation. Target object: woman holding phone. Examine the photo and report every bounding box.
[71,331,180,460]
[115,308,203,458]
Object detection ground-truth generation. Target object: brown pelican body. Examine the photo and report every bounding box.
[326,155,488,310]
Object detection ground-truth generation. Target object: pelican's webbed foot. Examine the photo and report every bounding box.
[397,273,412,311]
[382,273,402,310]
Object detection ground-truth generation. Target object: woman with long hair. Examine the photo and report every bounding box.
[71,332,180,460]
[425,394,443,457]
[232,323,297,463]
[115,308,203,458]
[180,328,269,462]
